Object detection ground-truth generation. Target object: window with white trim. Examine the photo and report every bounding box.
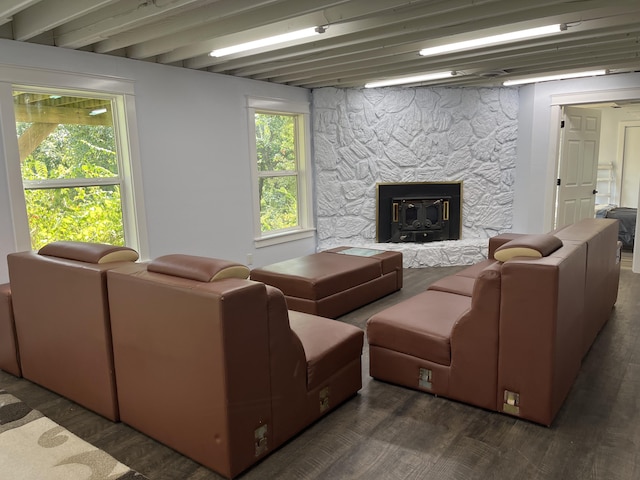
[248,97,314,246]
[0,67,147,256]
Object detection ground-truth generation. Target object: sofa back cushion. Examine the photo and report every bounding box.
[148,254,249,282]
[39,241,138,264]
[494,234,563,262]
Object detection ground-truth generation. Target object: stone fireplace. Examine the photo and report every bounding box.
[377,182,462,243]
[312,86,518,267]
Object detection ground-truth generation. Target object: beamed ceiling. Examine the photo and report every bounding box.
[1,0,640,89]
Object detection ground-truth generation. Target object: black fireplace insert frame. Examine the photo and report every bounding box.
[376,182,462,243]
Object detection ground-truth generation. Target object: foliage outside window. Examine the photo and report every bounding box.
[14,90,126,249]
[255,112,299,232]
[248,97,313,246]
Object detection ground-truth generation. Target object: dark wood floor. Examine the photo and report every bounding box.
[1,254,638,480]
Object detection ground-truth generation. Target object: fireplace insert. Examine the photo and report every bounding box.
[390,196,450,243]
[377,182,462,243]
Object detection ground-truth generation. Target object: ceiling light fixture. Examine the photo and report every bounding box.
[365,71,456,88]
[210,27,325,58]
[503,69,608,86]
[419,24,565,57]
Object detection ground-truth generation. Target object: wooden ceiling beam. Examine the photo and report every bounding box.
[11,0,117,41]
[54,0,207,49]
[93,0,284,54]
[203,0,631,76]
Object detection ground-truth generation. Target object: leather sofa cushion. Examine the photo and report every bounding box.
[148,254,250,282]
[428,259,497,296]
[428,275,476,297]
[494,234,563,262]
[289,310,364,390]
[367,290,472,366]
[250,252,383,300]
[39,241,138,264]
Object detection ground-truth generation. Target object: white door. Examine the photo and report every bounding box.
[555,106,601,229]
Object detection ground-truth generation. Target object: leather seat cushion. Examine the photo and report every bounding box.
[289,310,364,391]
[367,290,471,366]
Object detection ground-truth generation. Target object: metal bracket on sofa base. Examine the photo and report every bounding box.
[503,390,520,415]
[320,386,330,413]
[255,424,268,457]
[419,368,432,390]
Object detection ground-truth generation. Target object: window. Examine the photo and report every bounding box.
[14,89,128,249]
[0,66,147,256]
[248,98,313,246]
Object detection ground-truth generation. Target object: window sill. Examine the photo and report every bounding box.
[254,228,316,248]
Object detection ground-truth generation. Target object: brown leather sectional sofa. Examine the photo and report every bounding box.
[1,244,364,479]
[0,218,622,477]
[367,218,621,426]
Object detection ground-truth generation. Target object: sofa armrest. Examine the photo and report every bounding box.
[448,262,502,410]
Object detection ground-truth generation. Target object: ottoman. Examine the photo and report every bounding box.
[250,247,403,318]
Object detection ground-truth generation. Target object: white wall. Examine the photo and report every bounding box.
[0,39,315,283]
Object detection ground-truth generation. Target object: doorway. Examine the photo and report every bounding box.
[553,97,640,268]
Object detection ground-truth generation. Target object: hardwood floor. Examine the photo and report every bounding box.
[1,256,639,480]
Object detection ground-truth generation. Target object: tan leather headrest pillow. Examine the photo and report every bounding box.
[38,241,139,264]
[148,254,250,282]
[494,234,563,262]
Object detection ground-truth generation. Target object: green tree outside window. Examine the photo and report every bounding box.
[255,112,299,232]
[15,91,125,249]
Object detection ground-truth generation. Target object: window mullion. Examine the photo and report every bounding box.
[23,177,121,190]
[258,171,297,178]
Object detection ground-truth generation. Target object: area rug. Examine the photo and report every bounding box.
[0,389,148,479]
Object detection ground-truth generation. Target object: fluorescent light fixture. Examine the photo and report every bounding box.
[419,24,564,57]
[210,27,322,57]
[503,70,607,86]
[365,71,455,88]
[89,108,108,116]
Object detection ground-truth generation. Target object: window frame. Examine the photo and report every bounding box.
[0,66,148,257]
[247,96,314,247]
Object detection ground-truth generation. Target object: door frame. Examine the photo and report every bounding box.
[547,87,640,272]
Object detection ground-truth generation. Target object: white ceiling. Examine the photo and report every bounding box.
[1,0,640,89]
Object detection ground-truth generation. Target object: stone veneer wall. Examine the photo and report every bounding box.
[312,86,519,267]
